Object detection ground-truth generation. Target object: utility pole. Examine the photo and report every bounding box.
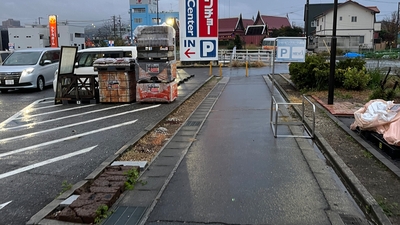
[305,0,309,50]
[157,0,159,25]
[113,15,116,39]
[118,15,122,39]
[328,0,338,105]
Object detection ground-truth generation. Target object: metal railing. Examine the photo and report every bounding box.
[270,94,315,138]
[218,49,274,65]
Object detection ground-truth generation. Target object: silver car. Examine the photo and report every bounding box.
[0,48,60,92]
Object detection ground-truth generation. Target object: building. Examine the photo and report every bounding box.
[218,11,292,48]
[303,3,334,48]
[129,0,178,39]
[2,19,21,29]
[253,12,291,36]
[311,0,381,52]
[7,24,85,50]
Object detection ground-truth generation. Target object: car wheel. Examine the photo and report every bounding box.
[36,76,44,91]
[0,89,9,93]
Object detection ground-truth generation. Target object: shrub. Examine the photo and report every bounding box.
[342,67,371,90]
[367,68,383,88]
[289,54,329,90]
[335,58,366,87]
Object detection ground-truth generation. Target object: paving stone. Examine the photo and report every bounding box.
[57,206,83,223]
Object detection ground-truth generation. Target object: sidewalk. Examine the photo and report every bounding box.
[103,75,371,225]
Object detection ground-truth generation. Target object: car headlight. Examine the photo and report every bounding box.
[21,68,35,76]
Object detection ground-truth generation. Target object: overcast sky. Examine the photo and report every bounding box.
[0,0,398,28]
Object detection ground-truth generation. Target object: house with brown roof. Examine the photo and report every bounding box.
[218,14,253,42]
[218,11,291,47]
[311,0,381,52]
[253,12,291,36]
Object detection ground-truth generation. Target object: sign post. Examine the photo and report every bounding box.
[272,37,306,75]
[179,0,219,62]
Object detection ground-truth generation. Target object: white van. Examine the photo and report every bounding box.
[53,46,137,91]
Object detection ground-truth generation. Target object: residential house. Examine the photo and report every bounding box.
[304,3,335,48]
[311,0,381,53]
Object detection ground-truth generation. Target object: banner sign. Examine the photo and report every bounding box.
[48,15,59,48]
[179,0,218,61]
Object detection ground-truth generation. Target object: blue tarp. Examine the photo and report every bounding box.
[343,52,365,58]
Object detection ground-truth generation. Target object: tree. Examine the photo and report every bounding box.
[270,26,303,37]
[233,35,243,49]
[379,11,398,48]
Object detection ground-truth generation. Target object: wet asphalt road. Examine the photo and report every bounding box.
[0,65,290,225]
[0,68,212,225]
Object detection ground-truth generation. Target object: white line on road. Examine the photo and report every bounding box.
[0,120,137,158]
[0,98,54,128]
[0,146,97,180]
[0,105,159,143]
[7,104,131,130]
[17,104,96,119]
[0,201,12,210]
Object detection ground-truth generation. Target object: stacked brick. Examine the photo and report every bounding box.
[94,58,136,103]
[134,25,178,103]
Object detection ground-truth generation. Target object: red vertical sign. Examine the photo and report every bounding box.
[49,15,59,48]
[198,0,218,37]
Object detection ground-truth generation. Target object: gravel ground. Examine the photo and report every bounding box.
[272,74,400,225]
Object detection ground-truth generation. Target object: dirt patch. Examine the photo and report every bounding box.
[275,74,400,224]
[119,76,220,162]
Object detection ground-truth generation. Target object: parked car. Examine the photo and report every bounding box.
[0,48,60,92]
[0,51,12,65]
[53,46,137,92]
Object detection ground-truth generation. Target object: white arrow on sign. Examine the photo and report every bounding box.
[0,201,12,210]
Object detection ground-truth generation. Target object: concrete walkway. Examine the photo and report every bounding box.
[104,74,371,225]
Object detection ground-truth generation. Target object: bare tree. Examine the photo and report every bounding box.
[380,11,398,48]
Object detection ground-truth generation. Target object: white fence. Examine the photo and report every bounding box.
[218,49,274,65]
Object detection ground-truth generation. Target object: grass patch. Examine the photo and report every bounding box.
[94,204,112,224]
[58,180,73,196]
[124,168,147,190]
[376,195,400,217]
[363,150,373,159]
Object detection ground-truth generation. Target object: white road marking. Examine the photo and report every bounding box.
[18,104,96,119]
[7,104,131,130]
[0,105,160,143]
[0,120,137,158]
[0,146,97,180]
[0,201,12,210]
[28,104,63,110]
[0,97,54,128]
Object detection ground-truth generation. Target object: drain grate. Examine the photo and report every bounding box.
[185,121,202,126]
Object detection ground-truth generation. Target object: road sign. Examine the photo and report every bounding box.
[179,0,218,61]
[275,37,306,63]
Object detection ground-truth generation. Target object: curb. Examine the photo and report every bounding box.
[26,74,215,225]
[267,74,392,225]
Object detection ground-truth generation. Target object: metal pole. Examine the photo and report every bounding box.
[397,2,400,48]
[157,0,159,25]
[305,0,309,49]
[328,0,338,105]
